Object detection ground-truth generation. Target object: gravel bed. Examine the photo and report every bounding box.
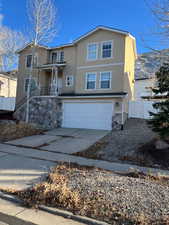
[100,118,156,159]
[76,119,157,167]
[66,167,169,223]
[10,164,169,224]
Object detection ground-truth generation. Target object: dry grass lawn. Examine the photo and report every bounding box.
[0,122,43,142]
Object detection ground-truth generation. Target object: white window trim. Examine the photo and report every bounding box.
[101,40,113,59]
[25,54,38,69]
[99,71,112,89]
[24,77,38,92]
[51,51,64,63]
[25,54,32,69]
[66,75,74,87]
[86,42,99,61]
[85,72,97,90]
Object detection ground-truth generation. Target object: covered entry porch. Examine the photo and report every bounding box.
[37,63,66,96]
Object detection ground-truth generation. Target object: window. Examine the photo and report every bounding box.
[86,73,96,90]
[26,55,38,68]
[66,75,73,87]
[52,52,58,63]
[26,55,32,68]
[87,43,98,60]
[100,72,111,89]
[60,51,64,62]
[51,51,64,63]
[24,78,37,92]
[102,41,112,58]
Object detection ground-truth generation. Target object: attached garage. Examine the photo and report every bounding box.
[62,101,114,130]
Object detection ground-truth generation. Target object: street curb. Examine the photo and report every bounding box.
[39,205,109,225]
[0,192,109,225]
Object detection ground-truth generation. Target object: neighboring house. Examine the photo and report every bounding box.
[15,26,137,130]
[134,77,156,100]
[0,72,17,97]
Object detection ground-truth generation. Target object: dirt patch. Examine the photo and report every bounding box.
[2,163,169,225]
[0,122,44,142]
[139,139,169,169]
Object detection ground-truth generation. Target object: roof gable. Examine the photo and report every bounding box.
[17,26,135,53]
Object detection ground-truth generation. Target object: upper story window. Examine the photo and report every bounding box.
[86,73,96,90]
[66,75,73,87]
[26,55,32,68]
[60,51,64,62]
[52,52,58,63]
[26,54,38,68]
[100,72,111,89]
[87,43,98,60]
[51,51,64,63]
[101,41,113,59]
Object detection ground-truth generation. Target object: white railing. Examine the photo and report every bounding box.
[0,97,16,111]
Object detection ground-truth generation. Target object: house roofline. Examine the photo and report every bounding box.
[16,42,49,54]
[59,92,127,99]
[16,25,136,53]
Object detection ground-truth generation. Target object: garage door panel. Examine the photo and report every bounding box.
[62,102,114,130]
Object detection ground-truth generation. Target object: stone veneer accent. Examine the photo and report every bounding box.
[112,113,128,130]
[14,97,62,129]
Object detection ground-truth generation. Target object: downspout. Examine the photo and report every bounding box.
[121,94,128,130]
[121,100,124,130]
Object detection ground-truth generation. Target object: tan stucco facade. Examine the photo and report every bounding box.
[16,27,137,112]
[0,74,17,97]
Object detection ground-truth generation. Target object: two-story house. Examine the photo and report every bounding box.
[15,26,137,130]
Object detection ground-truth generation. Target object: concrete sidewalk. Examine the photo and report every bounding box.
[0,194,107,225]
[0,143,169,191]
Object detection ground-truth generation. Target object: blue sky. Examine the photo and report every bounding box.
[1,0,166,54]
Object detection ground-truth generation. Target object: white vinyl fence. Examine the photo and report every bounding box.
[129,100,157,119]
[0,97,16,111]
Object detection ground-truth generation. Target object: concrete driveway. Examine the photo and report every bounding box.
[6,128,109,154]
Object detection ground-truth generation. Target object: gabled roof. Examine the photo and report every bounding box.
[16,42,49,54]
[72,25,135,44]
[17,25,136,53]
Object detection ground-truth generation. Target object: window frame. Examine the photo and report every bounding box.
[86,43,99,61]
[24,77,38,93]
[25,54,38,68]
[25,55,33,68]
[66,75,74,87]
[101,40,113,59]
[51,51,64,63]
[99,71,112,89]
[85,72,97,90]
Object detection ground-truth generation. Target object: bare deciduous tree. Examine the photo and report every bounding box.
[26,0,58,123]
[0,27,27,71]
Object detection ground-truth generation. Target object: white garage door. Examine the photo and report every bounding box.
[62,101,114,130]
